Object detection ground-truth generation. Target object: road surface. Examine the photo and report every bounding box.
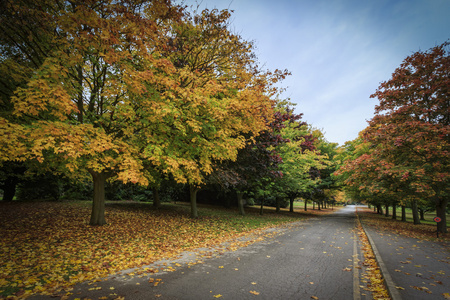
[31,205,372,300]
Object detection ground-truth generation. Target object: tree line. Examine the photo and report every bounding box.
[334,42,449,233]
[0,0,338,224]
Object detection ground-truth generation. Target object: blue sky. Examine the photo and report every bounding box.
[177,0,450,145]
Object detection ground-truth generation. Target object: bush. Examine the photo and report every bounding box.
[16,173,62,201]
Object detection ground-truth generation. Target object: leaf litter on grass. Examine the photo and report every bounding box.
[0,202,298,298]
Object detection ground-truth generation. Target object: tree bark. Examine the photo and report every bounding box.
[435,197,448,233]
[304,199,307,211]
[237,191,245,216]
[152,187,161,209]
[2,176,19,202]
[392,204,397,220]
[89,171,109,226]
[419,208,425,220]
[401,205,406,222]
[275,197,280,213]
[289,196,295,213]
[384,204,389,217]
[259,198,264,215]
[377,204,383,215]
[189,185,198,218]
[411,199,421,225]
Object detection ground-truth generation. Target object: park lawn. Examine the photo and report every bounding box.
[364,205,448,226]
[292,200,340,214]
[0,200,308,299]
[357,206,449,242]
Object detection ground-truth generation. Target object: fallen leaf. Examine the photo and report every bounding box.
[342,268,352,272]
[311,296,319,300]
[213,294,222,298]
[249,291,260,295]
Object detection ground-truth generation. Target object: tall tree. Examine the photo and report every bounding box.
[367,42,449,233]
[206,104,292,215]
[160,8,288,217]
[273,110,328,213]
[0,1,282,223]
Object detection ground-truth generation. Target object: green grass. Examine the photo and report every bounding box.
[292,200,338,210]
[367,206,449,227]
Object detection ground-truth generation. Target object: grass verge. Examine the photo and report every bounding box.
[357,207,449,242]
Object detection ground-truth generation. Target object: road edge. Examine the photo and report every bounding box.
[360,222,403,300]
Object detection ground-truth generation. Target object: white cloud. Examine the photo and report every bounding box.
[178,0,450,145]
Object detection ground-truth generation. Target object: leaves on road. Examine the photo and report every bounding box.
[355,214,390,299]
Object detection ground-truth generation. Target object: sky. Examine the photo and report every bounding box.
[175,0,450,146]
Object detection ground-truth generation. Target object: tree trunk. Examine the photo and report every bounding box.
[289,196,295,213]
[275,197,280,213]
[392,204,397,220]
[377,204,383,215]
[313,202,315,210]
[411,199,421,225]
[304,199,307,211]
[89,171,109,226]
[152,187,161,209]
[384,204,389,217]
[2,176,19,202]
[259,198,264,215]
[419,208,425,220]
[189,185,198,218]
[435,197,448,233]
[401,205,406,222]
[237,191,245,216]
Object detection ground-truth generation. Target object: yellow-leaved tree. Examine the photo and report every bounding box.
[0,0,283,223]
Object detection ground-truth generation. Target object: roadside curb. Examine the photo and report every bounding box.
[360,222,402,300]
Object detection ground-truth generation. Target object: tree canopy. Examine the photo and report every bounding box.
[335,42,449,232]
[0,0,286,223]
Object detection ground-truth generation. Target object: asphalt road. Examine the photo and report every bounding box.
[363,222,450,299]
[32,205,371,300]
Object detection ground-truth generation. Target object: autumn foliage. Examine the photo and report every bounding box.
[0,0,287,223]
[335,42,449,233]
